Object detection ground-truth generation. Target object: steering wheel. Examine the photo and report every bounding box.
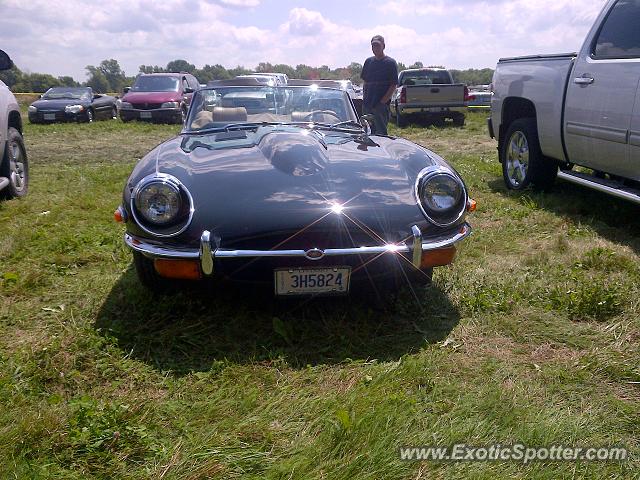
[304,110,341,122]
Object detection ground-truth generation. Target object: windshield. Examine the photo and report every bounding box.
[185,86,359,132]
[42,87,91,100]
[400,70,451,86]
[132,76,180,92]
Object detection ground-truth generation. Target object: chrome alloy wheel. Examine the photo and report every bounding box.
[505,130,529,187]
[9,138,26,193]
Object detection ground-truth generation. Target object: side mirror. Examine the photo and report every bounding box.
[123,86,131,94]
[184,87,194,94]
[0,50,14,71]
[93,94,101,99]
[360,114,374,135]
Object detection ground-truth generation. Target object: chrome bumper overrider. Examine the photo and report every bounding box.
[125,223,472,276]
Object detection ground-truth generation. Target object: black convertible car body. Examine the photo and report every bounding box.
[28,87,117,123]
[117,86,474,297]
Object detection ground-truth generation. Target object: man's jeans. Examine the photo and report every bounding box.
[363,102,390,136]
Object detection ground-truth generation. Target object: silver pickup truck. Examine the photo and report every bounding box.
[390,68,467,127]
[489,0,640,204]
[0,49,28,199]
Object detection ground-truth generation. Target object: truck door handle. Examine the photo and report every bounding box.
[574,76,594,85]
[430,88,440,93]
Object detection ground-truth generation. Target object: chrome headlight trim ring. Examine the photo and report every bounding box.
[130,173,195,238]
[415,166,468,227]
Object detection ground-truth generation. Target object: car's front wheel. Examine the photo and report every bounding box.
[0,127,28,199]
[395,106,408,128]
[453,114,465,127]
[501,118,557,190]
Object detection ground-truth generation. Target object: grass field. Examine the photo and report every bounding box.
[0,111,638,479]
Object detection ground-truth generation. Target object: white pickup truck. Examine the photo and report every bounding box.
[0,49,28,199]
[391,68,468,127]
[489,0,640,204]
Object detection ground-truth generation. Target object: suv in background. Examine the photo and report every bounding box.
[119,72,199,124]
[0,49,28,199]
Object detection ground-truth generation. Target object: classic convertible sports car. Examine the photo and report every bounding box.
[28,87,117,124]
[116,85,474,297]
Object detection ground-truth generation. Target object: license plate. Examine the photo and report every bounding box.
[44,113,56,120]
[275,267,351,296]
[140,111,152,119]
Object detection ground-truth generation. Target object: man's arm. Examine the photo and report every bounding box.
[380,83,396,104]
[380,60,398,104]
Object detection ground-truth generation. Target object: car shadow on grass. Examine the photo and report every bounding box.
[95,266,460,375]
[487,178,640,254]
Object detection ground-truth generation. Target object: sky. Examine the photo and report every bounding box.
[0,0,606,81]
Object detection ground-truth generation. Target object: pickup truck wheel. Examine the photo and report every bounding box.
[502,118,557,191]
[453,114,465,127]
[0,127,29,199]
[396,109,408,128]
[133,252,173,292]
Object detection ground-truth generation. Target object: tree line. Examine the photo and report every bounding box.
[0,58,494,93]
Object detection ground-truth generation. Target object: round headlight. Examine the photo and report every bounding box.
[28,105,37,113]
[135,181,182,225]
[416,168,467,226]
[130,174,194,237]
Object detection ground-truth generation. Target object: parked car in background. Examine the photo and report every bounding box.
[28,87,117,124]
[490,0,640,204]
[288,79,363,115]
[390,68,469,127]
[119,72,199,124]
[116,85,474,297]
[466,85,492,110]
[0,49,27,199]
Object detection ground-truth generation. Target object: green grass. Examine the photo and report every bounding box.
[0,112,638,479]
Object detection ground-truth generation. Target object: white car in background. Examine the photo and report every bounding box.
[0,49,28,199]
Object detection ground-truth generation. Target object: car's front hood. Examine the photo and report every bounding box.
[126,128,456,248]
[122,92,181,104]
[31,99,87,110]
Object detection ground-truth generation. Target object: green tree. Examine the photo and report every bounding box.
[57,76,80,87]
[85,66,110,93]
[228,65,251,77]
[26,73,61,92]
[166,59,196,74]
[98,59,126,92]
[255,62,274,73]
[271,64,296,79]
[139,65,165,74]
[195,64,231,84]
[408,61,423,69]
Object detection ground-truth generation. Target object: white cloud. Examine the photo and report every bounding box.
[0,0,609,81]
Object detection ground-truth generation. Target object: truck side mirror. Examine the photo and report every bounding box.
[0,50,14,71]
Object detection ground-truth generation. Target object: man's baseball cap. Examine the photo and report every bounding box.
[371,35,385,45]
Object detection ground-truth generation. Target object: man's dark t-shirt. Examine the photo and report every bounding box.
[360,56,398,108]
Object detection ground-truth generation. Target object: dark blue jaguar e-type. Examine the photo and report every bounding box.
[116,85,474,297]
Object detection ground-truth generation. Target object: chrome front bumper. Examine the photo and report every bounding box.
[125,223,472,276]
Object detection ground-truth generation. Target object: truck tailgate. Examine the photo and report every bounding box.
[404,84,465,107]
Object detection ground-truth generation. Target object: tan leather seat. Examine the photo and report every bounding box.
[212,106,247,122]
[291,111,312,122]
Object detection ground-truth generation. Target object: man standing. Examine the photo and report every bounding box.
[360,35,398,135]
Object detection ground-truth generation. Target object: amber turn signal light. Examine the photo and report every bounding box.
[420,246,457,268]
[154,259,202,280]
[467,198,477,212]
[114,206,127,223]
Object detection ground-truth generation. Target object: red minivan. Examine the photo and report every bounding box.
[119,72,200,124]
